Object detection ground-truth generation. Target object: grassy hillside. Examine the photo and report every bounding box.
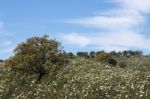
[1,57,150,99]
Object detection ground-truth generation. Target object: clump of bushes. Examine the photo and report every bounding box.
[95,52,117,66]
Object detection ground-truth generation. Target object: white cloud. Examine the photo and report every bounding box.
[0,41,12,47]
[66,13,143,30]
[62,31,150,51]
[0,21,12,36]
[62,33,90,47]
[0,21,14,55]
[63,0,150,52]
[0,47,13,54]
[115,0,150,13]
[0,22,4,28]
[90,31,150,50]
[0,42,14,55]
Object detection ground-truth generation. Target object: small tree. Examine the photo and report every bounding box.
[128,50,135,56]
[110,51,117,56]
[67,52,75,59]
[90,51,96,58]
[134,50,143,57]
[122,50,128,57]
[76,52,89,58]
[5,35,68,82]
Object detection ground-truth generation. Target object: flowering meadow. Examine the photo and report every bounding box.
[1,57,150,99]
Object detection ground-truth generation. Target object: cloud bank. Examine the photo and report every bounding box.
[63,0,150,52]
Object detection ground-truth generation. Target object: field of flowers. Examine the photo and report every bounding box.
[1,57,150,99]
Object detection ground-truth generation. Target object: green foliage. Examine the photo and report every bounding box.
[118,61,127,68]
[95,52,117,66]
[5,35,68,82]
[89,51,96,58]
[95,53,111,61]
[107,58,117,66]
[122,50,143,57]
[67,52,75,59]
[96,50,105,55]
[122,50,128,57]
[110,51,117,56]
[76,52,89,58]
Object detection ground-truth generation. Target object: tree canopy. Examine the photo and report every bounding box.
[5,35,68,82]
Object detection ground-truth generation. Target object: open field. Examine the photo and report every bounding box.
[1,56,150,99]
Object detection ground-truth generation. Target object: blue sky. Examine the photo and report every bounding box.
[0,0,150,59]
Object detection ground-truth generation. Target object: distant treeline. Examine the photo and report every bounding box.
[67,50,143,58]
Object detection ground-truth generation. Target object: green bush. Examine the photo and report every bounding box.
[118,61,127,68]
[95,53,111,61]
[107,58,117,66]
[95,53,117,66]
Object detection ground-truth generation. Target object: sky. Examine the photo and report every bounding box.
[0,0,150,59]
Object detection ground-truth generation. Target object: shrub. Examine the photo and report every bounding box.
[107,58,117,66]
[95,53,111,61]
[118,61,127,68]
[95,53,117,66]
[96,50,105,55]
[5,35,68,82]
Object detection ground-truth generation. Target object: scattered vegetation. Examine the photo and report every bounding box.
[1,35,150,99]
